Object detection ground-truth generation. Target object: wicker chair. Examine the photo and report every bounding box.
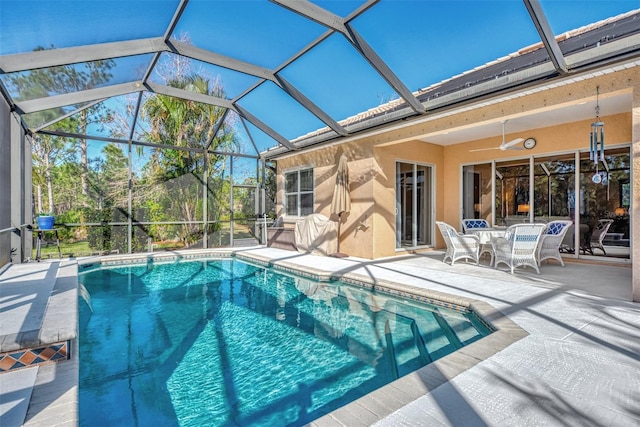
[585,219,614,255]
[461,218,494,264]
[537,220,573,266]
[461,218,490,233]
[492,223,546,274]
[436,221,480,265]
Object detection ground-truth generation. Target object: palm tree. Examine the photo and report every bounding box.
[139,74,237,246]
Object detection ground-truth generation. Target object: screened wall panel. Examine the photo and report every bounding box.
[206,156,231,223]
[0,97,13,267]
[131,146,205,247]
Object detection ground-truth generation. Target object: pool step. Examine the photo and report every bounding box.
[384,316,438,377]
[433,310,464,349]
[384,320,399,380]
[389,312,468,375]
[410,320,433,364]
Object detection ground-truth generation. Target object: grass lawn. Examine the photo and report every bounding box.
[33,222,258,259]
[33,240,92,259]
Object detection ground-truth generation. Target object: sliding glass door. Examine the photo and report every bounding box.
[485,148,630,260]
[396,162,433,248]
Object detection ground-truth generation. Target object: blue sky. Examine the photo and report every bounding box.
[1,0,638,154]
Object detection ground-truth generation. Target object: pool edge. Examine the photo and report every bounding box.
[76,249,529,427]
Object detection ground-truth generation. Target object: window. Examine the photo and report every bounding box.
[285,168,314,216]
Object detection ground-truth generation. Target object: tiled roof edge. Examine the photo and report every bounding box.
[287,8,640,145]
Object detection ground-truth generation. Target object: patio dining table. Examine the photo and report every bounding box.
[467,228,508,244]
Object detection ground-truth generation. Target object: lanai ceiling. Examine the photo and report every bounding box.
[1,0,639,160]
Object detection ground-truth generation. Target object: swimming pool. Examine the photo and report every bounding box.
[78,257,492,426]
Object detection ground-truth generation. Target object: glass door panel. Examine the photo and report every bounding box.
[533,155,575,222]
[579,148,630,260]
[495,160,530,226]
[396,162,432,248]
[416,164,431,246]
[463,164,492,224]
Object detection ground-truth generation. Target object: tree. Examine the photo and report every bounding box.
[32,133,67,215]
[6,81,71,215]
[90,143,129,210]
[139,74,237,246]
[6,46,115,204]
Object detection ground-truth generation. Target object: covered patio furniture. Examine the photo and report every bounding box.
[436,221,480,265]
[492,223,546,274]
[294,213,338,255]
[584,219,614,255]
[537,220,573,266]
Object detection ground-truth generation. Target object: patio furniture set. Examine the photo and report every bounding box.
[436,219,575,274]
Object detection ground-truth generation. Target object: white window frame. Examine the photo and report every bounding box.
[284,167,314,217]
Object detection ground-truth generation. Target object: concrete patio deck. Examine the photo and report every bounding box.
[0,248,637,426]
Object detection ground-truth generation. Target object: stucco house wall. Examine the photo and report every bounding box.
[274,67,638,268]
[373,140,444,258]
[276,139,376,258]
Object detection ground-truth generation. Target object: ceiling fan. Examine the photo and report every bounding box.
[469,120,524,152]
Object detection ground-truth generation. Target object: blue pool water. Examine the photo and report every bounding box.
[78,258,491,426]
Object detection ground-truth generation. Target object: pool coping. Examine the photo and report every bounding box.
[77,249,529,426]
[0,261,78,355]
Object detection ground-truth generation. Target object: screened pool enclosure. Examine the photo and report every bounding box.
[1,0,639,267]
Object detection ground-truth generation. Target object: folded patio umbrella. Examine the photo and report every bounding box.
[330,153,351,256]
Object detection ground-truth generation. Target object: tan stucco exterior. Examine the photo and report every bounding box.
[274,67,638,287]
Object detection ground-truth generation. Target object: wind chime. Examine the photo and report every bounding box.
[590,86,605,184]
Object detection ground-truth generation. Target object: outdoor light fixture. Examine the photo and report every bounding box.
[589,86,605,164]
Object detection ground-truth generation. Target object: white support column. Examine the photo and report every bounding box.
[632,85,640,302]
